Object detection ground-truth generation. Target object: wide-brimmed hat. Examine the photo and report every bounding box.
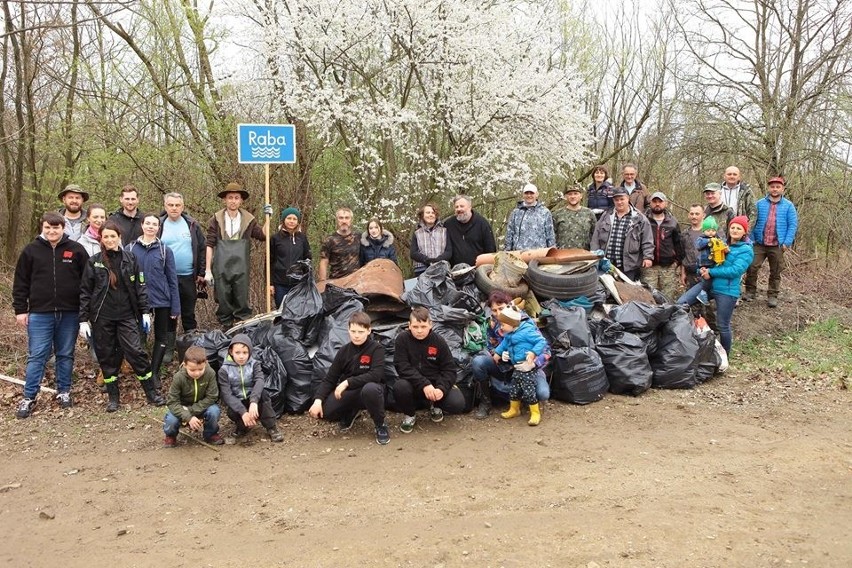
[217,182,249,200]
[58,184,90,202]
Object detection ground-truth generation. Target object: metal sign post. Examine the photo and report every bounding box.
[237,123,296,313]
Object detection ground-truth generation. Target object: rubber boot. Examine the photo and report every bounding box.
[501,400,522,419]
[162,332,176,364]
[141,377,166,406]
[149,341,167,391]
[105,381,120,413]
[475,386,492,420]
[528,403,541,426]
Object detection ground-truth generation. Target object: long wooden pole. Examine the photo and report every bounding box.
[265,163,272,313]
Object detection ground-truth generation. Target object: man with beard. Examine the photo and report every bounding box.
[641,192,684,302]
[443,195,496,267]
[58,184,89,241]
[109,184,145,246]
[319,207,361,281]
[553,185,596,250]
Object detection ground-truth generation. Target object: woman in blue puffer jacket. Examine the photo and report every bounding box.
[677,215,754,355]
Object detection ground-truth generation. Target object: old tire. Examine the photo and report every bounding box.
[475,264,529,297]
[525,260,598,300]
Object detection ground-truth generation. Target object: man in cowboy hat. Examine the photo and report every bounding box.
[57,184,90,241]
[205,182,272,328]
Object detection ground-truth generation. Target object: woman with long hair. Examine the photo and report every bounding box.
[410,203,452,276]
[360,218,398,265]
[79,221,165,411]
[76,204,107,256]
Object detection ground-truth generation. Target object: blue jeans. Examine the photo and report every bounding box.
[677,285,737,355]
[273,284,292,310]
[163,404,221,439]
[677,280,708,306]
[471,352,550,401]
[23,311,78,399]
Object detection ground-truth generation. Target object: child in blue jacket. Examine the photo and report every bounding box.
[492,306,549,426]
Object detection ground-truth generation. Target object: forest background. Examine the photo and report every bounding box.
[1,0,850,275]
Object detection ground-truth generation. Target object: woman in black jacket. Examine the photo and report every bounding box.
[79,221,165,412]
[269,207,312,308]
[360,218,398,266]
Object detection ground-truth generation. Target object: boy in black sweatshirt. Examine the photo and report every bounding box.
[309,312,389,445]
[393,306,465,434]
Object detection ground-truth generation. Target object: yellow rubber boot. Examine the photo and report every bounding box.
[528,403,541,426]
[501,400,522,419]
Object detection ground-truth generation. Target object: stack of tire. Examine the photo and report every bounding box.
[523,260,597,302]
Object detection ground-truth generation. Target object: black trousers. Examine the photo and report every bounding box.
[392,380,465,417]
[225,391,277,430]
[152,307,177,346]
[176,275,198,332]
[321,382,385,427]
[93,317,151,380]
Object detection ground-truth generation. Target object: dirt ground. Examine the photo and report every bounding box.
[1,265,851,567]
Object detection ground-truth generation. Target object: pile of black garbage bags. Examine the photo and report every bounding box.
[176,261,724,417]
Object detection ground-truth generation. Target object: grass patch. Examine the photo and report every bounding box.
[738,318,852,383]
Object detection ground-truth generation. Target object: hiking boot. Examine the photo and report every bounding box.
[696,290,709,305]
[741,292,755,302]
[267,428,284,443]
[15,398,35,419]
[400,415,416,434]
[105,382,120,413]
[56,392,73,409]
[204,433,225,446]
[475,389,492,420]
[163,435,177,448]
[375,423,390,445]
[339,410,361,432]
[429,405,444,423]
[767,297,778,308]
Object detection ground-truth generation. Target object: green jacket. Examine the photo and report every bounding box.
[166,364,219,422]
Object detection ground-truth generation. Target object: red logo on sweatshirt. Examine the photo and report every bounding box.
[427,346,438,356]
[63,251,73,259]
[359,355,371,365]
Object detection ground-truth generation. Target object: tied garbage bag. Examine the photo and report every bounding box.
[267,325,314,413]
[280,260,323,345]
[542,299,593,348]
[176,329,229,372]
[694,325,718,383]
[256,346,288,417]
[430,305,475,387]
[311,297,366,397]
[649,308,699,389]
[550,343,608,405]
[608,302,678,354]
[589,319,652,396]
[176,330,205,363]
[403,261,465,308]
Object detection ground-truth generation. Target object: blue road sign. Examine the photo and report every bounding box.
[238,123,296,164]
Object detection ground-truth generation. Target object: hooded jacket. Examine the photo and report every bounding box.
[360,229,398,265]
[79,248,148,323]
[504,201,556,251]
[127,237,180,314]
[217,334,266,415]
[270,228,312,287]
[707,239,754,298]
[493,317,549,365]
[166,363,219,421]
[13,234,88,315]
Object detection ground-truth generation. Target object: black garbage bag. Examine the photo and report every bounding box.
[266,325,315,413]
[176,330,205,363]
[542,300,593,348]
[590,319,652,396]
[255,346,288,418]
[321,284,369,315]
[176,329,230,372]
[311,298,366,397]
[649,309,699,389]
[242,320,274,349]
[694,326,718,383]
[608,302,677,354]
[550,343,608,405]
[403,261,464,308]
[279,260,324,346]
[430,304,475,387]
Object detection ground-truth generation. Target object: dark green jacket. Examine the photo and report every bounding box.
[166,365,219,422]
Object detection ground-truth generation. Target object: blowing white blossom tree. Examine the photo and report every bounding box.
[242,0,591,221]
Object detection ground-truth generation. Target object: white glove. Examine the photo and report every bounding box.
[263,204,273,216]
[141,314,152,334]
[204,270,214,287]
[501,351,511,362]
[514,360,535,372]
[79,322,91,340]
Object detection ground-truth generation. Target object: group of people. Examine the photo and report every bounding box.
[12,166,798,445]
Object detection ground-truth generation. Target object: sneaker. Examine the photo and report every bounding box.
[56,392,73,409]
[375,424,390,445]
[204,434,225,446]
[163,435,177,448]
[696,290,709,305]
[429,405,444,423]
[339,411,361,432]
[400,415,416,434]
[767,297,778,308]
[15,398,35,419]
[741,292,755,302]
[267,428,284,443]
